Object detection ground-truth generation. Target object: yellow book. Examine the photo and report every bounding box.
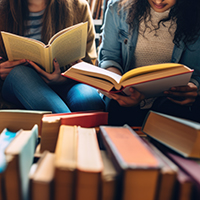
[142,111,200,158]
[76,126,103,200]
[63,62,193,98]
[54,125,78,200]
[1,22,87,73]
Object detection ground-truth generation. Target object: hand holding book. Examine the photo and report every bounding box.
[63,62,193,99]
[107,87,145,107]
[1,22,88,73]
[27,58,68,85]
[163,82,198,106]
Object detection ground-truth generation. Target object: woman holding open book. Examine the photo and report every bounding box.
[98,0,200,125]
[0,0,105,113]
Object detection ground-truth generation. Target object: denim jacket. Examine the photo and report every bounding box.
[98,0,200,88]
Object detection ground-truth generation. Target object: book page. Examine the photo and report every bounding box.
[1,32,47,68]
[120,63,186,83]
[49,22,88,69]
[48,23,84,44]
[122,72,192,98]
[64,62,122,85]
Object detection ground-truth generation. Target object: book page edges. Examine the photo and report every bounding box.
[142,111,200,158]
[32,152,55,182]
[55,125,77,170]
[77,127,103,172]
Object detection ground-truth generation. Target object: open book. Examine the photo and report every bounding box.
[62,62,193,98]
[1,22,88,73]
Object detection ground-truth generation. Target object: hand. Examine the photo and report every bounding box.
[0,59,27,80]
[27,58,67,85]
[109,87,145,107]
[164,82,198,106]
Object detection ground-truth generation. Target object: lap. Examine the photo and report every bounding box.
[105,96,200,126]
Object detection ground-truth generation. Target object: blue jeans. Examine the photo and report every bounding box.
[2,65,105,113]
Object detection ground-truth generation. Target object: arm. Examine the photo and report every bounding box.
[164,37,200,106]
[98,0,124,73]
[0,59,27,80]
[98,0,145,106]
[0,18,28,80]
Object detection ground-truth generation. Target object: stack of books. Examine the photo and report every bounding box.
[1,109,200,200]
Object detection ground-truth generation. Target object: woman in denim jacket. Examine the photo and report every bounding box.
[99,0,200,125]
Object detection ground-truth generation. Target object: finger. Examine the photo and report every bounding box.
[169,85,197,92]
[11,59,27,66]
[0,66,14,73]
[164,90,198,98]
[0,59,27,69]
[53,58,61,73]
[167,97,195,106]
[27,60,49,77]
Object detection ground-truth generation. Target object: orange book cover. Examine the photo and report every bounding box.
[99,124,160,200]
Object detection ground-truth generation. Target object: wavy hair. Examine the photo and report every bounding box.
[119,0,200,46]
[0,0,77,44]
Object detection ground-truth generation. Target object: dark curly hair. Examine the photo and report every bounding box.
[119,0,200,46]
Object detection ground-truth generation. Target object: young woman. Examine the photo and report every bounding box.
[0,0,105,113]
[98,0,200,125]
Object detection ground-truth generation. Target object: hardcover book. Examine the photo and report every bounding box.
[4,125,38,200]
[63,62,193,98]
[142,110,200,158]
[40,111,108,152]
[99,125,160,200]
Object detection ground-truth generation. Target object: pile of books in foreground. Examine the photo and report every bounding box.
[0,109,200,200]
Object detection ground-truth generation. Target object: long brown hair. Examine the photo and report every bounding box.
[119,0,200,46]
[0,0,77,43]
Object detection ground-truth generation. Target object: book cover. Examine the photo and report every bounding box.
[142,110,200,158]
[99,124,160,200]
[4,125,38,200]
[63,62,193,98]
